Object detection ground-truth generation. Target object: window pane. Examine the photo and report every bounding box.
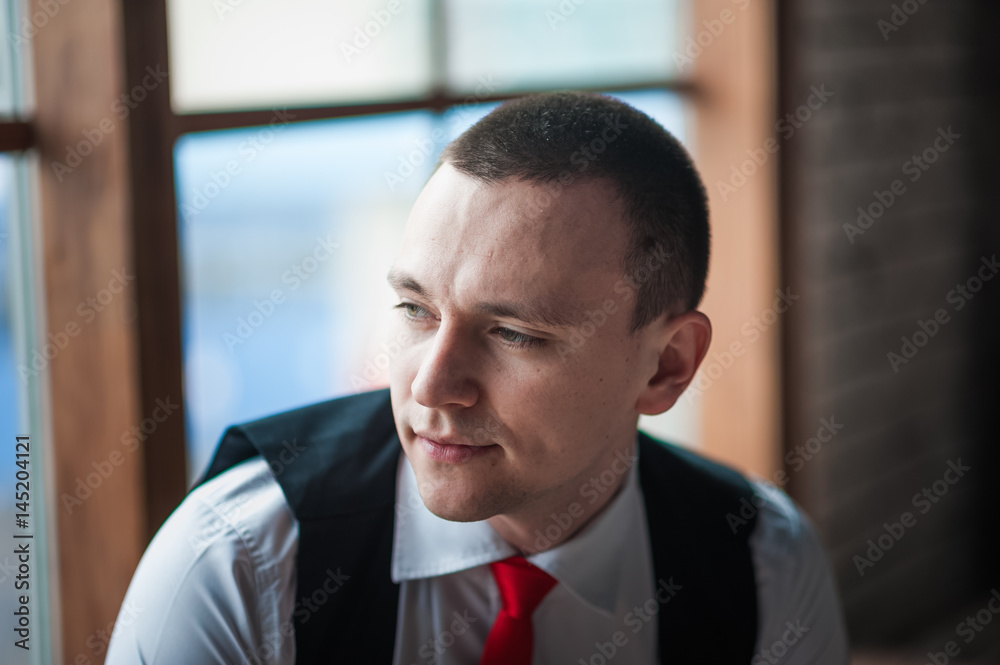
[444,0,684,94]
[0,152,54,665]
[176,112,438,483]
[0,0,31,117]
[166,0,434,113]
[0,157,21,665]
[609,89,687,143]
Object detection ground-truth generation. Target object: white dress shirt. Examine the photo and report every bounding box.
[105,436,848,664]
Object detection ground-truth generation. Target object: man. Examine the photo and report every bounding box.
[106,92,848,664]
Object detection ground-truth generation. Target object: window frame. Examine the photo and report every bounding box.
[22,0,779,661]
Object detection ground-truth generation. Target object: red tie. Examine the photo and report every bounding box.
[480,555,559,665]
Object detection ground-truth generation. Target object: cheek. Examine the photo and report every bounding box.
[568,335,637,402]
[388,336,421,386]
[500,372,601,457]
[522,357,632,443]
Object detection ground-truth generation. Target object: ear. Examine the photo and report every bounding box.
[634,310,712,415]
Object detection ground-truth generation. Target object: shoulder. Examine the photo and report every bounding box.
[638,433,759,540]
[637,435,848,661]
[198,389,400,517]
[185,454,299,566]
[228,387,394,446]
[747,479,850,664]
[638,432,754,499]
[105,456,299,664]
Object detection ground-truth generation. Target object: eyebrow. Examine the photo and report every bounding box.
[386,268,579,330]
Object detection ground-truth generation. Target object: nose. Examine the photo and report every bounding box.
[410,320,479,409]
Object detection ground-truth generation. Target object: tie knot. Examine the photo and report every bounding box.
[489,556,558,619]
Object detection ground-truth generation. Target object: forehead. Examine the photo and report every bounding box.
[390,164,628,315]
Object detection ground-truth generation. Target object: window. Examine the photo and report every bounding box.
[0,1,53,663]
[165,0,702,484]
[27,2,778,660]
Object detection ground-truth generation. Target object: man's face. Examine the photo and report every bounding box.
[388,163,658,523]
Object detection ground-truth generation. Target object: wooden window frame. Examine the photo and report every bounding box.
[24,0,778,660]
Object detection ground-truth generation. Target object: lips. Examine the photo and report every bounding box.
[415,431,482,448]
[415,432,499,464]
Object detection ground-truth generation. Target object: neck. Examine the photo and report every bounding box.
[487,437,638,555]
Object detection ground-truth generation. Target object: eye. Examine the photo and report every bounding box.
[393,302,433,319]
[394,302,545,349]
[495,327,545,349]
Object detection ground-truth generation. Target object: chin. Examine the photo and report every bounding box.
[419,486,498,523]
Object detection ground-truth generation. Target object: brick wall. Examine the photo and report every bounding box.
[778,0,1000,653]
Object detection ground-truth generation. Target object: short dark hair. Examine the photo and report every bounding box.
[438,91,710,333]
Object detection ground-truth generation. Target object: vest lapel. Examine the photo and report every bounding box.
[638,432,759,663]
[198,388,403,663]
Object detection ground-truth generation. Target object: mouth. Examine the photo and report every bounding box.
[415,433,500,464]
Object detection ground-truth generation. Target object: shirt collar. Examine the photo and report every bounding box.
[390,436,643,617]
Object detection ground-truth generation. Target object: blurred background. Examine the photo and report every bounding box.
[0,0,996,662]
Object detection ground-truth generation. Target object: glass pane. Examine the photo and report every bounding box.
[0,0,31,117]
[176,112,439,483]
[0,152,53,665]
[444,0,684,94]
[167,0,434,113]
[0,157,19,665]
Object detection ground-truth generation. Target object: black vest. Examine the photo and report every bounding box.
[197,388,759,663]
